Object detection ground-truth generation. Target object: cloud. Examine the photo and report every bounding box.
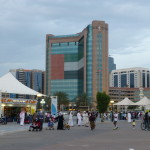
[0,0,150,76]
[110,29,150,54]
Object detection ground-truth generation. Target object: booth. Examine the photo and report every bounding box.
[0,72,44,118]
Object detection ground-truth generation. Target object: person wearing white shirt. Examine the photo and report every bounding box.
[82,111,89,127]
[77,111,82,126]
[128,112,132,122]
[113,111,118,130]
[68,111,74,127]
[20,109,25,126]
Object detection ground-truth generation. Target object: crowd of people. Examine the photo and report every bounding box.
[18,109,98,131]
[56,111,98,130]
[17,109,150,131]
[102,111,144,122]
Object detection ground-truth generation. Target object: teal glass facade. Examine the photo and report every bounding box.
[50,34,84,101]
[86,25,93,98]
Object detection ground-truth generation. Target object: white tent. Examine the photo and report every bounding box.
[113,97,135,106]
[0,72,44,96]
[134,96,150,106]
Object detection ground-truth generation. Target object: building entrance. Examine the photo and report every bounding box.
[4,106,22,122]
[4,106,30,122]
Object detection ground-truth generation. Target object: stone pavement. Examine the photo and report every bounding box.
[0,119,149,150]
[0,122,47,135]
[0,115,99,135]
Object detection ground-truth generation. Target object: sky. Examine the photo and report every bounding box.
[0,0,150,77]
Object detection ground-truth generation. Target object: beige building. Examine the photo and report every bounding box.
[109,87,150,103]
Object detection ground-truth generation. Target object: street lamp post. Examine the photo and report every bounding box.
[40,99,45,112]
[36,93,42,110]
[110,100,114,122]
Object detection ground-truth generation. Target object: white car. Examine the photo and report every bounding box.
[61,111,68,115]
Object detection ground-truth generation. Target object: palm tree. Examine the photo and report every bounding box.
[54,91,69,111]
[76,93,90,108]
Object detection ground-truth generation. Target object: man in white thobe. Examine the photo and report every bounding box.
[82,111,89,127]
[20,110,25,126]
[128,112,132,122]
[77,111,82,126]
[68,111,74,127]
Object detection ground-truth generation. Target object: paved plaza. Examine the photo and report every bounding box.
[0,120,149,150]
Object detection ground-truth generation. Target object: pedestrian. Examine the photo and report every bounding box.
[82,111,89,127]
[144,111,148,130]
[132,119,136,129]
[32,111,38,122]
[77,111,82,126]
[89,112,96,130]
[68,111,74,127]
[57,112,64,130]
[38,111,44,131]
[128,112,132,123]
[113,111,118,130]
[20,108,25,126]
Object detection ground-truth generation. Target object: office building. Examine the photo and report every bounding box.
[10,69,46,95]
[46,20,109,106]
[108,56,116,73]
[110,67,150,88]
[109,87,150,102]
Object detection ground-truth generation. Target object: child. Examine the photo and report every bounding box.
[132,119,136,129]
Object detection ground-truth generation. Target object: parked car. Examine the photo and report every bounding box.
[61,111,68,115]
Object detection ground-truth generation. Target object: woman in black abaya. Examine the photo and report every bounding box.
[57,112,64,130]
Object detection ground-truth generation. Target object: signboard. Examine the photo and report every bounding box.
[51,96,57,116]
[1,98,37,105]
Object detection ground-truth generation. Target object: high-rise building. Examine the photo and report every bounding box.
[108,56,116,73]
[10,69,46,95]
[46,20,109,106]
[110,67,150,88]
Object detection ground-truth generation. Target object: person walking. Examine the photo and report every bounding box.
[19,108,25,126]
[68,111,74,127]
[77,111,82,126]
[89,112,96,130]
[128,112,132,123]
[83,111,89,127]
[132,119,136,129]
[144,111,148,130]
[113,111,118,130]
[57,112,64,130]
[38,111,44,131]
[32,111,38,122]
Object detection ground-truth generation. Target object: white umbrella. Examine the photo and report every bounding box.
[113,97,135,106]
[134,96,150,106]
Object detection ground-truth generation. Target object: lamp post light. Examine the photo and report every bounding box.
[36,93,42,110]
[110,100,114,122]
[40,99,45,112]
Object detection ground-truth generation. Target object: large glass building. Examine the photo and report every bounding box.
[46,20,109,106]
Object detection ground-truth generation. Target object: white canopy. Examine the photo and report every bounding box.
[0,72,44,96]
[113,97,135,106]
[134,96,150,106]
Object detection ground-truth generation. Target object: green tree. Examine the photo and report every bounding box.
[54,91,69,110]
[76,93,89,106]
[44,96,51,111]
[97,92,110,114]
